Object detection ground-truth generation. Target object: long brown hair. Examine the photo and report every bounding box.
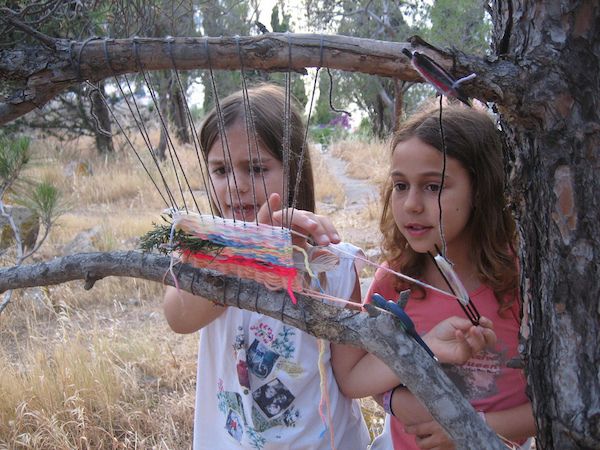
[380,102,518,310]
[199,84,316,213]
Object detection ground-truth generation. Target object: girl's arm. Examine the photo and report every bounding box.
[333,317,497,398]
[163,286,226,333]
[402,401,535,450]
[391,389,535,449]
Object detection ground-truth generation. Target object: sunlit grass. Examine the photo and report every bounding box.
[0,317,197,448]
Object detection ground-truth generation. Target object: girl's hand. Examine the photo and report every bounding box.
[424,316,496,365]
[256,193,340,247]
[405,420,455,450]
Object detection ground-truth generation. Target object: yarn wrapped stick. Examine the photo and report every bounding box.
[402,48,475,107]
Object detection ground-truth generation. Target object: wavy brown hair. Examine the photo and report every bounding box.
[380,102,518,311]
[199,84,316,213]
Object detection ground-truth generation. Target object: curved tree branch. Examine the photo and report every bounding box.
[1,33,520,125]
[0,250,506,449]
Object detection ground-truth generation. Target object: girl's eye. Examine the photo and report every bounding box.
[212,166,227,176]
[252,166,267,174]
[425,183,441,192]
[393,182,408,192]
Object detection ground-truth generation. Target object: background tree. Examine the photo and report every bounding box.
[0,1,118,154]
[304,0,491,135]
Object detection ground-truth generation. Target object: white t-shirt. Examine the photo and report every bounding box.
[193,242,370,449]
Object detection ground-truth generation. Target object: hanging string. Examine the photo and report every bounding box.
[70,36,101,81]
[235,36,262,226]
[326,67,352,117]
[437,95,448,257]
[289,36,323,224]
[204,38,245,222]
[134,37,192,213]
[282,33,293,229]
[84,80,171,210]
[102,38,176,210]
[318,339,336,450]
[165,36,216,216]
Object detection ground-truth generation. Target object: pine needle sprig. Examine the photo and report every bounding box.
[139,221,225,256]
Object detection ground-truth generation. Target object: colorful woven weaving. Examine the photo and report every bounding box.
[173,213,301,303]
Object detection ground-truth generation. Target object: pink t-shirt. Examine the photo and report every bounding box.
[366,267,528,450]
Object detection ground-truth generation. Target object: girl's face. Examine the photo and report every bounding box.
[207,121,284,221]
[390,137,473,257]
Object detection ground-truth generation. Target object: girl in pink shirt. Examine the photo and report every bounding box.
[333,103,536,449]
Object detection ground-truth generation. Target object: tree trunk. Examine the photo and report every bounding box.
[169,74,191,144]
[491,1,600,448]
[393,78,404,131]
[90,81,114,154]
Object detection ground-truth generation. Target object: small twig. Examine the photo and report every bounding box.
[0,290,14,314]
[0,8,58,48]
[0,202,24,261]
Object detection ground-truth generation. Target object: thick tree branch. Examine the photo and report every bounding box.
[1,33,520,125]
[0,251,506,449]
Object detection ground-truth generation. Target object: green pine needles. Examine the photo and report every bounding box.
[139,215,224,256]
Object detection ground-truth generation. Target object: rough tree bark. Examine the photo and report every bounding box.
[488,2,600,449]
[0,251,505,450]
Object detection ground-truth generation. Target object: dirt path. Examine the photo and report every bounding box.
[321,152,379,211]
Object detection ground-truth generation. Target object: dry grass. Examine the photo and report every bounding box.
[311,147,346,207]
[329,137,390,187]
[1,130,384,448]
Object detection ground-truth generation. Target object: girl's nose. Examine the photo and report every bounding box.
[404,188,424,213]
[231,170,251,194]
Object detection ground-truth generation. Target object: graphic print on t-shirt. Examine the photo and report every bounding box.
[217,322,304,449]
[247,339,280,379]
[252,378,295,418]
[225,408,244,442]
[443,344,508,400]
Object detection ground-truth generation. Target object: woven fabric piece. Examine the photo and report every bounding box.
[173,213,302,296]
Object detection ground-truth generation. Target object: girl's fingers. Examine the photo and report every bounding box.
[446,316,475,332]
[299,214,340,246]
[256,193,282,224]
[480,327,497,348]
[469,316,497,349]
[477,316,494,330]
[406,421,453,450]
[257,196,340,246]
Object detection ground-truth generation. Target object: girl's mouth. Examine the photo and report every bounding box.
[230,205,258,221]
[405,224,433,237]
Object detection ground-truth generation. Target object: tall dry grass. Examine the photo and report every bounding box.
[1,129,385,448]
[329,137,390,186]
